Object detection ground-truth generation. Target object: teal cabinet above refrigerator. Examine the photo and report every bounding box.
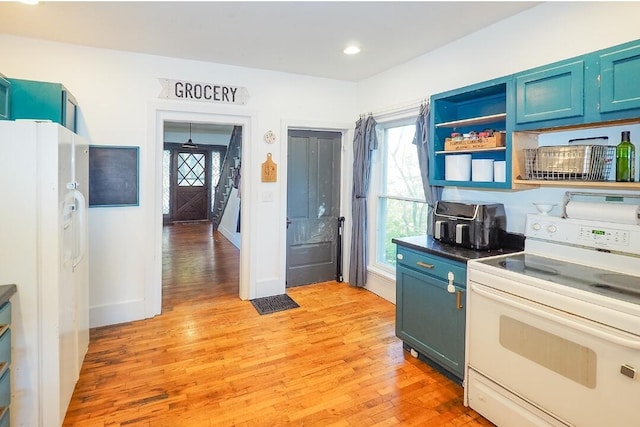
[8,78,77,132]
[0,74,9,121]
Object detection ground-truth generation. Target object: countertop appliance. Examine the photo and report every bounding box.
[432,201,506,250]
[0,121,89,427]
[465,197,640,426]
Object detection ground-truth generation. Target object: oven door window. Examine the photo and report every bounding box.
[500,315,597,388]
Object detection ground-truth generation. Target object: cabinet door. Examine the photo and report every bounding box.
[396,265,466,379]
[599,43,640,114]
[515,61,584,126]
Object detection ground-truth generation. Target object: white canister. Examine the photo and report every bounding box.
[494,161,507,182]
[445,154,472,181]
[472,159,494,182]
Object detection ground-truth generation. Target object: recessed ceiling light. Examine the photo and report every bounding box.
[343,45,361,55]
[20,0,39,4]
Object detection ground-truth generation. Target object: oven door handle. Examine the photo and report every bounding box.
[471,283,640,350]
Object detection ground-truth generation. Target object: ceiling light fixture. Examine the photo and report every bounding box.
[182,123,198,149]
[20,0,39,4]
[343,45,361,55]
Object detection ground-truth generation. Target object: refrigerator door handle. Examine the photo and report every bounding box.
[72,189,87,270]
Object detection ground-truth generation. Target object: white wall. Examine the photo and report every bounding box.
[358,2,640,300]
[2,2,640,321]
[0,34,357,326]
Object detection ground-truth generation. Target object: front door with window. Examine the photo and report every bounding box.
[173,150,209,221]
[286,130,341,287]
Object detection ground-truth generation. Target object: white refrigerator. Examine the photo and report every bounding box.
[0,120,89,427]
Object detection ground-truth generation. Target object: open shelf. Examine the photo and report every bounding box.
[513,179,640,190]
[435,147,506,155]
[435,113,507,129]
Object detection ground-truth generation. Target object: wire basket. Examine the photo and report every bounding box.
[523,145,615,181]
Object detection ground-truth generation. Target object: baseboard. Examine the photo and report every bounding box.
[217,223,241,249]
[364,268,396,304]
[90,298,147,328]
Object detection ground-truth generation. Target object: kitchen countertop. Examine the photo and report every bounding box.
[0,284,17,306]
[392,234,524,263]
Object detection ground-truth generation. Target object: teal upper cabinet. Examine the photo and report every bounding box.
[514,38,640,130]
[598,41,640,116]
[8,78,77,132]
[0,75,9,121]
[515,61,585,126]
[430,76,514,189]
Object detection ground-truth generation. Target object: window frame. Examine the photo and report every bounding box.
[368,113,426,274]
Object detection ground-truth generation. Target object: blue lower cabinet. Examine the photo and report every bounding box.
[395,245,466,383]
[0,301,11,426]
[0,406,8,427]
[0,367,9,408]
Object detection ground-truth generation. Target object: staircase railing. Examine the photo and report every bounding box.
[211,126,242,231]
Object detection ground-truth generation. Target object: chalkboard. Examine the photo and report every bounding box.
[89,146,139,207]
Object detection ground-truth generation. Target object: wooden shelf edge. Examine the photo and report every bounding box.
[435,147,506,155]
[435,113,507,128]
[512,179,640,190]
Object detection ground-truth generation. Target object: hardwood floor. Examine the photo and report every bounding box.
[63,222,493,426]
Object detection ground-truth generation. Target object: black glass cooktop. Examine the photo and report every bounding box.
[479,253,640,306]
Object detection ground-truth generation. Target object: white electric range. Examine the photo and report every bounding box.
[465,213,640,427]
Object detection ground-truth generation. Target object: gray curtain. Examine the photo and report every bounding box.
[349,115,378,288]
[413,102,443,236]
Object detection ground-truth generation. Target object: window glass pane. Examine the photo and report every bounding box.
[382,125,422,200]
[177,152,206,187]
[373,120,428,269]
[377,198,428,266]
[211,151,221,211]
[163,150,171,214]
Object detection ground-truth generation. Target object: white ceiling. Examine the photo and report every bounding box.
[0,1,539,81]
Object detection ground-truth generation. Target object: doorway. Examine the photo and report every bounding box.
[286,130,342,287]
[151,107,254,320]
[162,120,239,295]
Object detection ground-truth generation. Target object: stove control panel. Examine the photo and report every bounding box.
[577,226,629,246]
[525,214,640,255]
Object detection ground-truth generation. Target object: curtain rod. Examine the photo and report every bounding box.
[359,97,428,119]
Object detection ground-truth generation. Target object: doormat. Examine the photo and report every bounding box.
[250,294,299,315]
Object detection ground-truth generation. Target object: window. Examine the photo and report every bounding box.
[210,150,222,211]
[373,119,427,269]
[163,149,171,214]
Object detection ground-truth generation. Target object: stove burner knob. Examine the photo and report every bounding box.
[547,224,557,233]
[532,223,541,231]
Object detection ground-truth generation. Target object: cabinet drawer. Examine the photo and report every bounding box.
[0,303,10,326]
[0,367,8,408]
[0,406,8,427]
[396,246,466,285]
[0,329,10,365]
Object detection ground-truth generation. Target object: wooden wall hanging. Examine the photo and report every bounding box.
[261,153,277,182]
